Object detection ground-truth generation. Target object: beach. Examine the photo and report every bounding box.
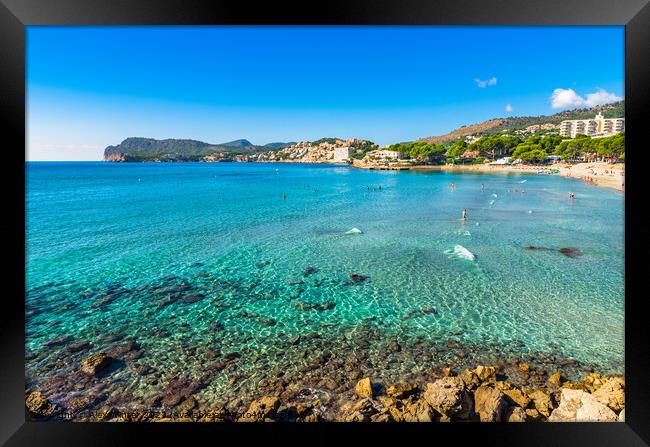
[406,162,625,192]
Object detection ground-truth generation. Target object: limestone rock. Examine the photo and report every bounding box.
[80,352,112,376]
[618,408,625,422]
[401,398,434,422]
[25,391,60,418]
[583,372,606,393]
[343,398,380,422]
[592,377,624,412]
[504,406,527,422]
[548,389,617,422]
[527,389,553,418]
[503,387,530,408]
[546,372,564,389]
[459,369,481,389]
[423,377,472,419]
[386,383,417,399]
[355,377,374,399]
[474,365,496,383]
[474,385,505,422]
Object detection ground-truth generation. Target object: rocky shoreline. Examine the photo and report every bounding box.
[26,361,624,422]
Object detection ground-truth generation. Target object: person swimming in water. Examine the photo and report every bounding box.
[282,194,287,200]
[569,192,575,199]
[461,208,467,220]
[480,184,484,192]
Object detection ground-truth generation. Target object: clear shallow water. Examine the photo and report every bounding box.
[26,162,624,408]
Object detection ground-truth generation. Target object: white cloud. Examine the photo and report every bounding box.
[475,77,497,88]
[584,89,623,107]
[550,88,622,109]
[505,104,513,113]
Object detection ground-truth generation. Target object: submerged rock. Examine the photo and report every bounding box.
[303,266,318,277]
[558,247,582,258]
[42,335,72,347]
[293,300,336,311]
[66,341,90,353]
[347,274,369,285]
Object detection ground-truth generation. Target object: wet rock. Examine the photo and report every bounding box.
[592,377,624,412]
[546,371,564,389]
[42,335,72,347]
[518,362,530,373]
[25,391,60,418]
[423,377,473,419]
[548,388,617,422]
[80,352,112,376]
[447,339,462,350]
[474,385,506,422]
[238,396,280,422]
[287,335,301,345]
[355,377,374,399]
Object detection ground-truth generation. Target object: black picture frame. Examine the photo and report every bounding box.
[2,0,649,444]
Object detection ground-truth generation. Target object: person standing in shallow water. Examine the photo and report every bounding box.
[461,208,467,220]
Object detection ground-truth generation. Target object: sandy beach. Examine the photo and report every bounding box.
[405,162,625,192]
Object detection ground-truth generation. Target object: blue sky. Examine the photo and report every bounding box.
[27,26,624,161]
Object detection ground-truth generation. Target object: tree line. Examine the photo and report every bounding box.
[386,132,624,164]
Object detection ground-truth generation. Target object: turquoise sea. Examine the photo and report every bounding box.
[25,162,624,410]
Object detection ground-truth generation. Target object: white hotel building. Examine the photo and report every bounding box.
[559,112,625,138]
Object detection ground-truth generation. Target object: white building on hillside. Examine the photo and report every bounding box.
[374,150,402,160]
[333,146,351,162]
[559,112,624,138]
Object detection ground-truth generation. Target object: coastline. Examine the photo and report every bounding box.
[26,354,625,422]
